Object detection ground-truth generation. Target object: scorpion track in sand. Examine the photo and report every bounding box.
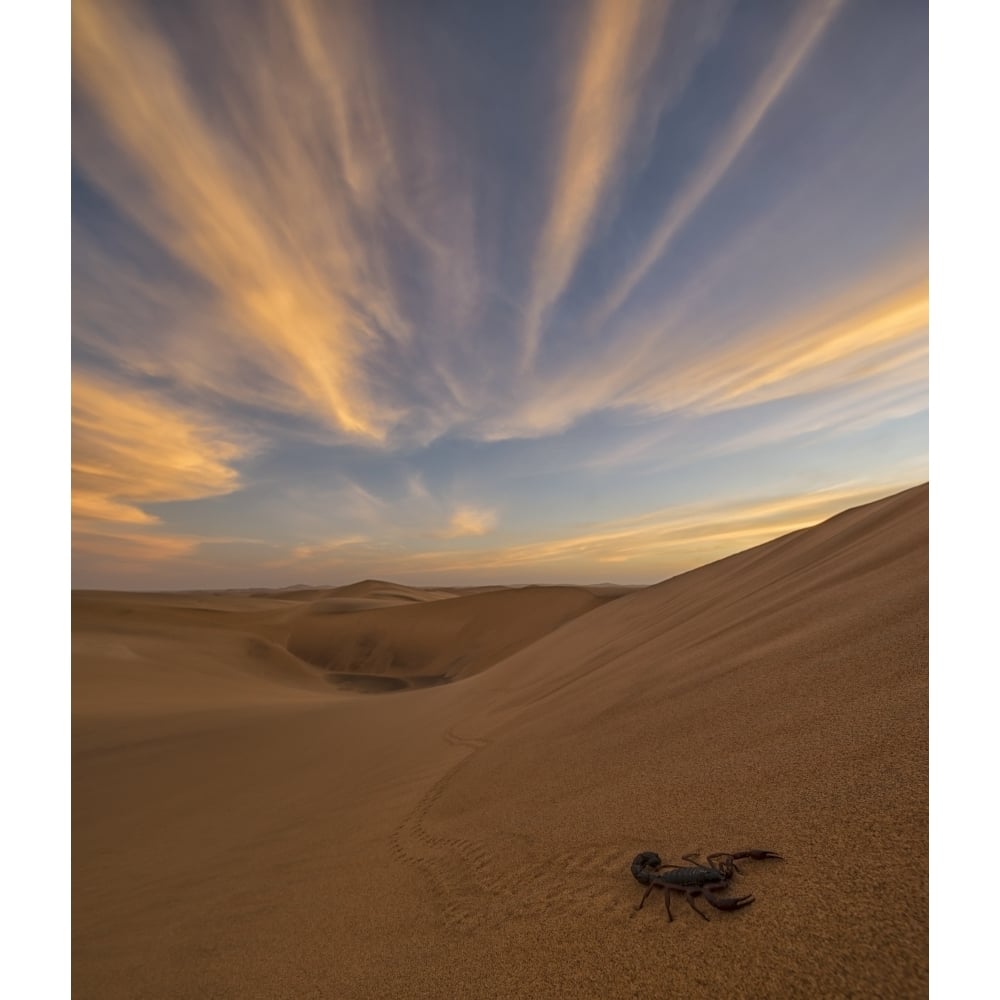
[390,727,634,930]
[496,844,628,921]
[388,727,499,932]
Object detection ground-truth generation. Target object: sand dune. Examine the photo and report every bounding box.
[249,578,460,605]
[72,484,928,999]
[287,584,622,682]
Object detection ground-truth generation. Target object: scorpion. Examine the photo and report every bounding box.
[631,848,782,922]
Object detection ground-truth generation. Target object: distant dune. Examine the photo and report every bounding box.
[73,484,928,999]
[252,578,461,605]
[287,584,621,683]
[72,590,333,716]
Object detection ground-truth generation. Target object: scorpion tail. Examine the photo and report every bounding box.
[630,852,662,885]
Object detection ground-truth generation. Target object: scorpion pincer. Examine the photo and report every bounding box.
[630,848,783,922]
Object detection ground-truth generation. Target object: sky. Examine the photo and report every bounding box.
[71,0,928,590]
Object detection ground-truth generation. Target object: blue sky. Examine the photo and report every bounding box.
[72,0,927,588]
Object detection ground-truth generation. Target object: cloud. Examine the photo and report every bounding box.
[581,361,928,477]
[629,279,928,415]
[350,480,917,579]
[291,535,370,561]
[468,264,926,445]
[72,371,251,529]
[471,486,871,568]
[592,0,845,328]
[258,481,910,583]
[70,0,926,589]
[73,0,914,462]
[72,0,437,442]
[520,0,741,370]
[519,0,672,368]
[407,473,431,501]
[72,369,257,579]
[72,525,203,565]
[439,506,499,539]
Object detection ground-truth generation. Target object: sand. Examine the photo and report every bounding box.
[72,484,928,998]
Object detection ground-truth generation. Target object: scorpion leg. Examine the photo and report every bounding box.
[663,886,674,922]
[684,890,711,922]
[681,853,705,867]
[636,882,670,910]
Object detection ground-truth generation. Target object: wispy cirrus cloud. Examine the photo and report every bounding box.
[591,0,845,329]
[470,268,927,443]
[72,0,926,588]
[280,480,915,582]
[72,0,451,443]
[72,0,882,452]
[519,0,672,368]
[426,480,913,572]
[521,0,742,369]
[472,483,883,569]
[291,535,371,562]
[633,279,928,415]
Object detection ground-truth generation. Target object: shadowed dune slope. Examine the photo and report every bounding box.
[72,583,620,713]
[73,484,927,1000]
[286,584,619,681]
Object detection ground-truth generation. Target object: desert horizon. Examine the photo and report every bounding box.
[73,483,928,998]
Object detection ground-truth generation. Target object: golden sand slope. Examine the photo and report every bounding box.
[72,484,927,999]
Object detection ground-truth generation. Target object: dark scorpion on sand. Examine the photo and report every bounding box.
[631,849,782,922]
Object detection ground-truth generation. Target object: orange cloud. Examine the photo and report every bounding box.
[302,480,912,582]
[73,373,249,546]
[258,475,924,584]
[637,279,928,415]
[72,526,202,565]
[439,506,499,539]
[73,0,414,442]
[477,264,926,443]
[403,480,915,575]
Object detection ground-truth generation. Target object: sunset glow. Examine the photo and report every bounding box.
[72,0,927,588]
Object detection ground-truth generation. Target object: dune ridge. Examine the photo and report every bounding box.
[73,484,928,999]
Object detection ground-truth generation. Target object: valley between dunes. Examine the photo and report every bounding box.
[73,484,928,999]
